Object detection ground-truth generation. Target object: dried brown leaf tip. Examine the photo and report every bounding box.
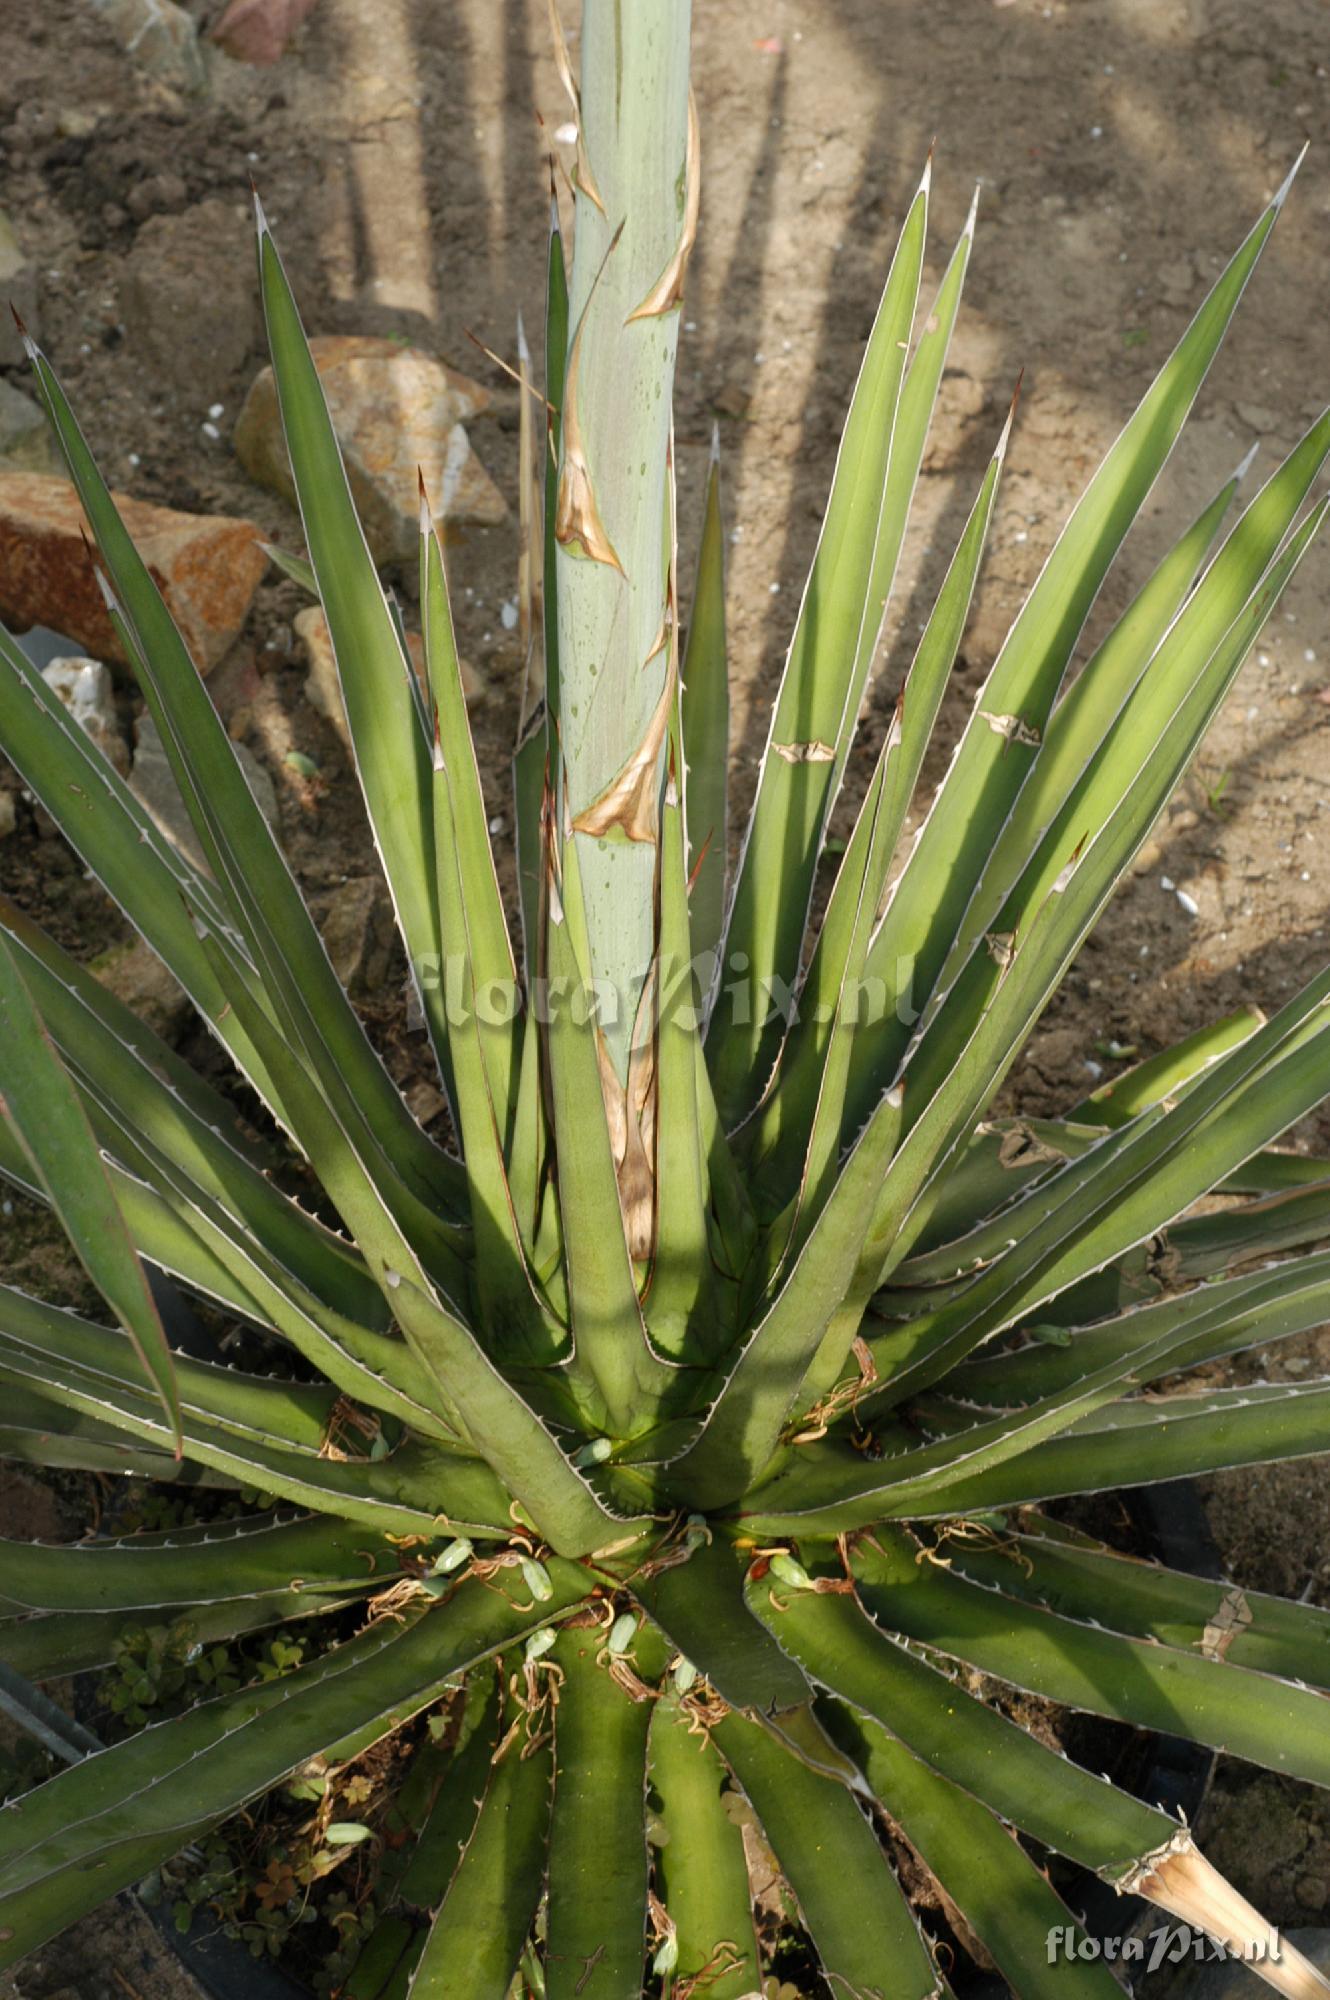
[572,659,674,845]
[547,0,606,216]
[555,227,626,574]
[627,90,701,324]
[773,739,835,765]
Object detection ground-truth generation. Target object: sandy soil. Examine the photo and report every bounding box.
[3,0,1330,1984]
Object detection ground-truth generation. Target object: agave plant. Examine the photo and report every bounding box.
[3,5,1330,1996]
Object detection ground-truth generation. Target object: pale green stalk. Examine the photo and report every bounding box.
[555,0,693,1093]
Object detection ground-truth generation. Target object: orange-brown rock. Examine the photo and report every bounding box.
[235,336,506,564]
[0,473,268,673]
[211,0,319,65]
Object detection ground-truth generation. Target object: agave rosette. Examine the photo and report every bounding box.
[0,15,1329,1995]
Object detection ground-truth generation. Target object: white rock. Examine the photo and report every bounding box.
[41,656,130,774]
[87,0,208,91]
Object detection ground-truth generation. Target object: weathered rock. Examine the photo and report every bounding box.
[125,170,189,224]
[0,380,56,474]
[119,199,261,401]
[0,472,268,673]
[0,790,16,839]
[0,211,40,366]
[405,1078,447,1127]
[211,0,319,64]
[317,875,397,995]
[41,656,130,774]
[130,712,278,870]
[236,336,505,564]
[90,935,190,1041]
[87,0,208,91]
[295,602,481,753]
[1234,400,1281,436]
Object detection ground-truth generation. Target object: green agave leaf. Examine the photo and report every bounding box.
[859,490,1329,1303]
[0,897,387,1334]
[710,160,934,1124]
[0,895,270,1163]
[820,1702,1130,2000]
[933,452,1250,991]
[194,913,626,1555]
[262,540,317,594]
[712,1706,939,2000]
[424,507,552,1363]
[850,1252,1330,1521]
[340,1682,503,1998]
[850,1527,1330,1790]
[425,863,544,1359]
[635,1532,811,1718]
[104,586,471,1280]
[1,1580,373,1684]
[0,1510,396,1616]
[680,428,729,983]
[919,1376,1330,1514]
[0,932,180,1448]
[665,1066,911,1508]
[648,1683,760,2000]
[940,1516,1330,1693]
[0,1382,216,1482]
[942,1247,1330,1408]
[1161,1175,1330,1281]
[644,713,716,1364]
[545,1624,654,2000]
[0,1289,513,1537]
[544,828,676,1434]
[853,166,1299,1115]
[423,497,520,1128]
[396,1671,502,1899]
[738,1373,1330,1534]
[0,625,304,1128]
[23,336,465,1238]
[1072,996,1264,1128]
[890,1006,1263,1291]
[745,1554,1175,1874]
[253,211,454,1084]
[865,943,1330,1407]
[901,416,1330,1102]
[0,1566,590,1969]
[408,1671,552,2000]
[748,404,1010,1217]
[61,1097,457,1442]
[0,1513,393,1679]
